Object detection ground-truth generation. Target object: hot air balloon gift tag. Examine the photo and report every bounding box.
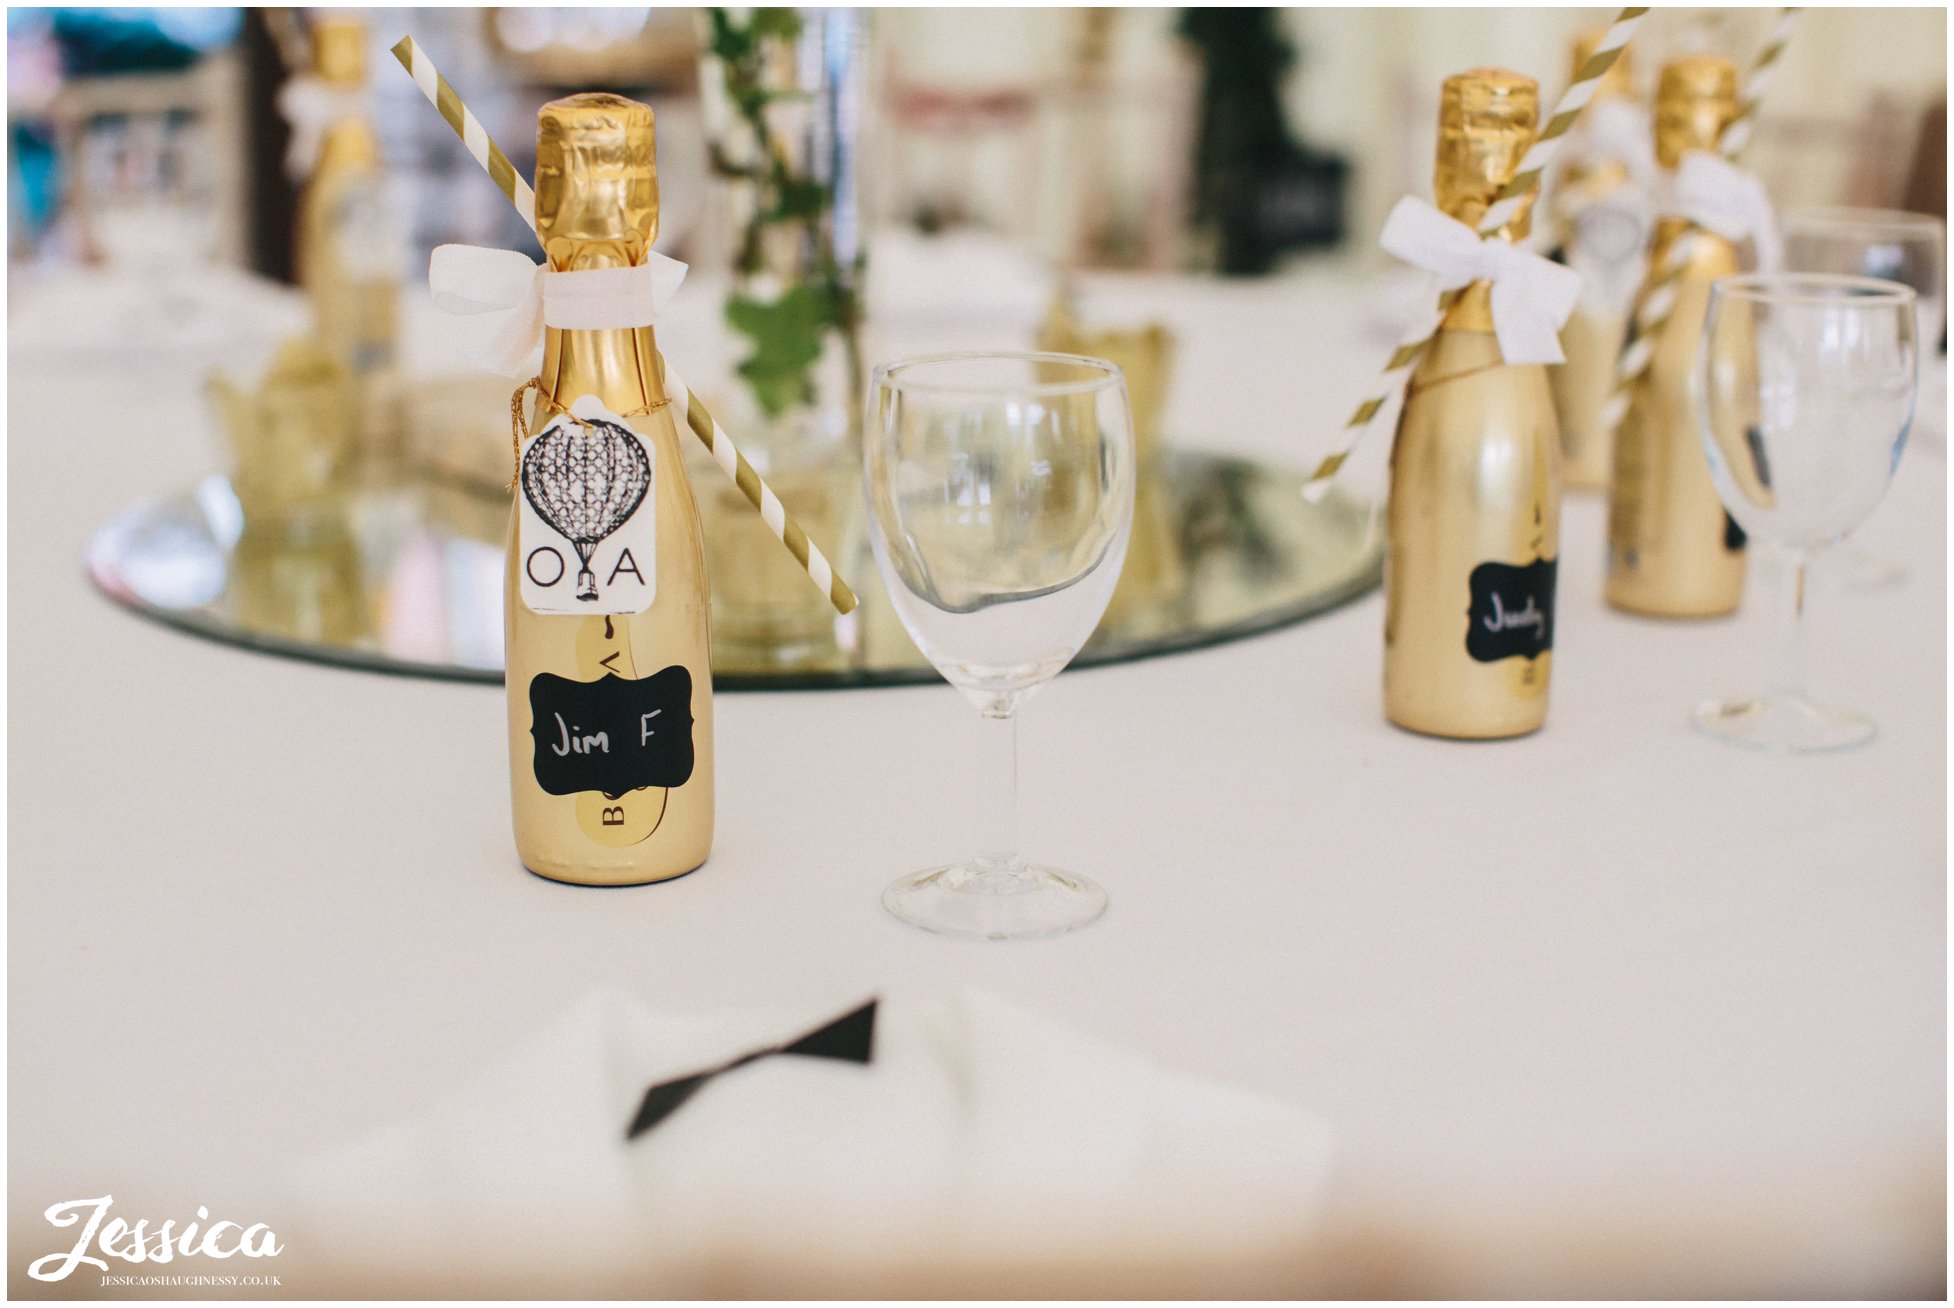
[517,396,656,616]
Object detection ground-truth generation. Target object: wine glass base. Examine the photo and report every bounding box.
[1693,693,1877,753]
[1836,549,1907,592]
[882,862,1107,940]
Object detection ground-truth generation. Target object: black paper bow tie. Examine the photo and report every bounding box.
[625,998,878,1140]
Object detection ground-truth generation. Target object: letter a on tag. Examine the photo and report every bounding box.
[518,396,656,616]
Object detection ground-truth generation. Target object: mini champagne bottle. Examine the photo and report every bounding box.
[1385,69,1562,740]
[1605,56,1745,618]
[506,94,714,884]
[293,18,399,376]
[1548,31,1643,493]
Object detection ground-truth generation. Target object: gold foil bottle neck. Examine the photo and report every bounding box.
[535,93,658,269]
[1436,68,1539,241]
[311,19,367,87]
[1569,28,1634,101]
[1654,55,1737,168]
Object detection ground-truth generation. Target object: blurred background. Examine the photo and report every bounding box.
[9,7,1942,287]
[9,5,1948,681]
[7,19,1946,1292]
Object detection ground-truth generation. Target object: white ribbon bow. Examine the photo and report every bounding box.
[428,245,689,377]
[1571,98,1662,193]
[1380,196,1584,365]
[276,77,370,181]
[1664,151,1782,272]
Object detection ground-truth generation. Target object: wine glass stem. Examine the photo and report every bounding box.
[1770,548,1811,701]
[974,707,1022,874]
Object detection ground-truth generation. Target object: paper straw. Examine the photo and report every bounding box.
[664,384,850,615]
[388,37,857,616]
[1479,9,1646,236]
[395,38,537,231]
[1598,7,1800,435]
[1306,6,1650,490]
[1719,6,1800,159]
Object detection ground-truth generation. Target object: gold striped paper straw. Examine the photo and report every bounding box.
[1598,7,1800,435]
[394,37,536,230]
[1719,6,1799,159]
[664,384,851,615]
[389,37,858,616]
[1305,6,1650,491]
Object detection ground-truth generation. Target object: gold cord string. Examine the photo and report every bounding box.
[1402,358,1510,400]
[507,377,670,491]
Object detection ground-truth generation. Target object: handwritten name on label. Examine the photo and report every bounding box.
[1465,558,1557,663]
[529,666,694,798]
[29,1197,281,1282]
[518,396,656,616]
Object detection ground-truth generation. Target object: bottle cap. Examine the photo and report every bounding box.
[312,19,367,87]
[1654,55,1738,168]
[1436,68,1539,239]
[535,93,659,262]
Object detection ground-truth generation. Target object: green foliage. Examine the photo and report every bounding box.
[707,7,861,419]
[705,7,800,66]
[725,285,828,417]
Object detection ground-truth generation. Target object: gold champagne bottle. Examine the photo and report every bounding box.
[506,94,714,885]
[1549,31,1640,492]
[1605,56,1745,618]
[292,18,398,375]
[1385,69,1562,740]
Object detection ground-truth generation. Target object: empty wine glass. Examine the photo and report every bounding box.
[1782,207,1945,349]
[865,352,1134,939]
[1696,273,1918,752]
[1782,207,1945,588]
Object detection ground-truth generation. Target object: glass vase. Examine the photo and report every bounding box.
[694,7,869,672]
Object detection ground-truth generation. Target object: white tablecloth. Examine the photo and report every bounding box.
[8,262,1944,1297]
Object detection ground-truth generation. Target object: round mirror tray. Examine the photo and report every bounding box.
[86,451,1379,690]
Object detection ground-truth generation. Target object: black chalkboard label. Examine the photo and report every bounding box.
[1723,510,1747,552]
[1465,559,1557,663]
[528,666,695,798]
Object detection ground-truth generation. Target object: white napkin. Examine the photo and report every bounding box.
[289,989,1335,1289]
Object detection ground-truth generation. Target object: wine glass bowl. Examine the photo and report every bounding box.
[1781,207,1945,348]
[865,352,1135,938]
[1779,207,1945,588]
[1695,273,1918,752]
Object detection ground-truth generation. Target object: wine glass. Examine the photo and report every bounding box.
[864,352,1134,939]
[1695,273,1918,752]
[1782,207,1945,350]
[1781,207,1945,588]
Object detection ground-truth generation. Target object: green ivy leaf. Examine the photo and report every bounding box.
[749,8,802,42]
[706,9,752,64]
[708,6,856,420]
[764,174,830,225]
[725,286,830,418]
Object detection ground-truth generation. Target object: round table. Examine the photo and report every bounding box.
[8,261,1943,1297]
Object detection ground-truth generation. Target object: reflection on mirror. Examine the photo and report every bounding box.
[89,455,1379,690]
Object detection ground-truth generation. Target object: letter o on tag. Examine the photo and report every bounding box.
[526,547,566,587]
